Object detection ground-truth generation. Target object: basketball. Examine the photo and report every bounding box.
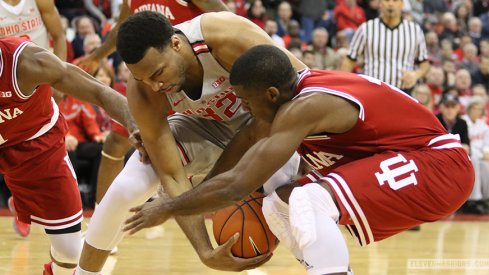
[212,192,279,258]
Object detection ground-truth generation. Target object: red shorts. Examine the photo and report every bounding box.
[0,116,83,229]
[302,147,473,246]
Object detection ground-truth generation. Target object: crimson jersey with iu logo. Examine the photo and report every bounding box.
[130,0,202,25]
[0,36,58,149]
[294,69,448,176]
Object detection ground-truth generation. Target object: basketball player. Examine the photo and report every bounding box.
[123,45,474,275]
[0,36,140,275]
[75,11,305,274]
[79,0,228,210]
[0,0,67,238]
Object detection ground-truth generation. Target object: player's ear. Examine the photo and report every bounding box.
[266,87,280,103]
[170,35,181,51]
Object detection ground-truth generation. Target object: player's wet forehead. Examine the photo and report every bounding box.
[127,48,162,81]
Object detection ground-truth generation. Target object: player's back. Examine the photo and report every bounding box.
[295,69,449,173]
[130,0,202,25]
[0,37,56,149]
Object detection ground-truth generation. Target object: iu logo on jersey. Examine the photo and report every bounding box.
[375,154,419,190]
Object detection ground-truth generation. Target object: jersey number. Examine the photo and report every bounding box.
[374,154,419,190]
[0,134,7,146]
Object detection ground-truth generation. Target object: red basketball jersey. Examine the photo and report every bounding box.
[0,36,58,149]
[130,0,202,25]
[294,69,449,176]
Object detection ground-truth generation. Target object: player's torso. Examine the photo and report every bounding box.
[130,0,202,25]
[164,16,246,122]
[0,0,49,48]
[0,37,56,149]
[295,69,448,174]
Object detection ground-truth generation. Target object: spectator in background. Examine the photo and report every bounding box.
[301,49,318,69]
[335,29,351,50]
[333,0,366,34]
[299,0,327,43]
[461,97,489,214]
[468,17,483,47]
[425,31,442,64]
[425,66,445,105]
[454,68,473,107]
[408,0,423,24]
[473,0,489,17]
[454,3,471,33]
[471,57,489,92]
[60,89,104,208]
[307,27,338,70]
[282,20,305,49]
[264,19,285,47]
[73,33,102,71]
[276,1,293,37]
[461,43,481,74]
[480,39,489,58]
[454,35,473,62]
[439,12,461,43]
[442,59,457,88]
[440,39,457,62]
[436,94,470,153]
[71,16,98,59]
[423,0,448,14]
[411,84,434,111]
[247,0,267,29]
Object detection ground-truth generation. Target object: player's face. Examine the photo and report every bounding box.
[128,41,186,94]
[234,85,277,123]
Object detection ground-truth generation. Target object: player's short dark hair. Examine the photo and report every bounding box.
[116,11,175,64]
[230,45,296,91]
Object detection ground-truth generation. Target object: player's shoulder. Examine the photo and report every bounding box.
[201,11,252,33]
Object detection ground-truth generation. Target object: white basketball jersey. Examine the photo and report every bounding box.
[0,0,49,49]
[168,15,247,122]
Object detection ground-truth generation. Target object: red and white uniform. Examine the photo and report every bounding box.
[295,69,474,246]
[0,36,82,229]
[130,0,202,25]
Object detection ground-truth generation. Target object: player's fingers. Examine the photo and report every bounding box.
[129,205,143,212]
[129,222,147,235]
[124,212,142,225]
[122,219,142,232]
[223,233,240,249]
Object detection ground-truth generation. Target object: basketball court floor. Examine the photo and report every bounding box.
[0,213,488,275]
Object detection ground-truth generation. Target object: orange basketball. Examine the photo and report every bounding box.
[212,192,279,258]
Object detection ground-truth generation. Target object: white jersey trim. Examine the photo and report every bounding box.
[26,97,59,141]
[295,87,365,121]
[12,41,30,100]
[324,173,374,246]
[0,48,3,78]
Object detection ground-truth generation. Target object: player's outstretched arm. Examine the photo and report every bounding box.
[17,44,138,134]
[37,0,67,61]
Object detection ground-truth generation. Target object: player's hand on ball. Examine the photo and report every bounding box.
[201,233,272,272]
[123,197,172,234]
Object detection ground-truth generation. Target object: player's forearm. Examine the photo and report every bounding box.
[51,34,67,61]
[166,172,252,217]
[174,215,214,260]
